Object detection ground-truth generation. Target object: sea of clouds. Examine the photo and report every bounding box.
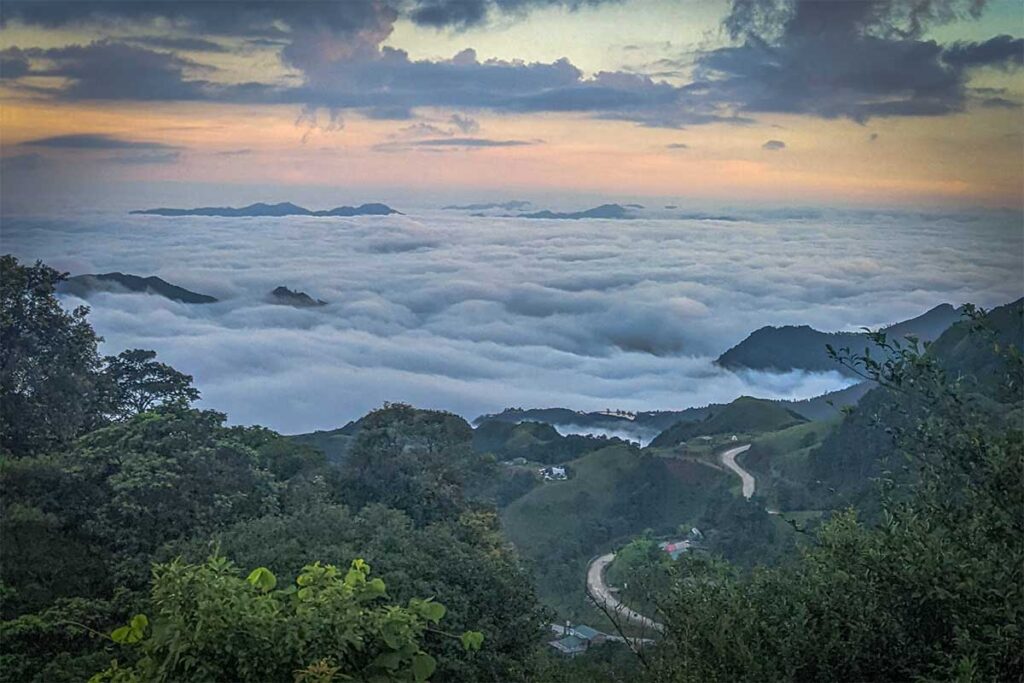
[4,205,1022,434]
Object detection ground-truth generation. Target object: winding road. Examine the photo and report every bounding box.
[586,553,665,633]
[584,443,756,634]
[719,443,754,498]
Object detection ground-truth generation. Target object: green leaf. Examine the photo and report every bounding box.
[460,631,484,652]
[419,600,446,623]
[411,653,436,681]
[130,614,149,632]
[110,626,131,644]
[246,567,277,592]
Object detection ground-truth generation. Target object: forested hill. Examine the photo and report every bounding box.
[806,298,1023,512]
[649,396,808,448]
[2,254,1021,682]
[716,303,963,375]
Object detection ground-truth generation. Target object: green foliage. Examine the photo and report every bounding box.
[650,396,807,449]
[337,404,486,526]
[102,349,200,420]
[0,594,135,683]
[0,255,107,456]
[90,556,460,682]
[472,419,625,464]
[644,305,1024,682]
[166,502,547,682]
[502,444,726,618]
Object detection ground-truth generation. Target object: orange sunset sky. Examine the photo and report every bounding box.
[1,0,1022,209]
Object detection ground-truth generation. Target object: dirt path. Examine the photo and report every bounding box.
[719,443,754,498]
[586,553,664,633]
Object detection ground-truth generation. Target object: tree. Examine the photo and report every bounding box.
[642,305,1023,682]
[102,349,200,420]
[338,404,480,526]
[0,255,106,456]
[90,555,482,683]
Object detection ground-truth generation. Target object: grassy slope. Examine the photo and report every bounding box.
[501,444,727,621]
[650,396,808,448]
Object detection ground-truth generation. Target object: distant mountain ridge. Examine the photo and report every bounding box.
[131,202,400,217]
[444,200,531,211]
[649,396,808,448]
[472,384,868,445]
[716,303,964,376]
[58,272,218,304]
[268,286,327,307]
[517,204,631,220]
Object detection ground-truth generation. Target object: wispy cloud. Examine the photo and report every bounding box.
[20,133,181,151]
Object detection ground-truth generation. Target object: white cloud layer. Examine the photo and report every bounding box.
[4,205,1021,433]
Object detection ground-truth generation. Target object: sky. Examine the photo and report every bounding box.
[1,0,1023,209]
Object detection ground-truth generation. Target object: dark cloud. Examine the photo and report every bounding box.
[762,139,785,150]
[375,136,537,151]
[0,48,31,79]
[0,1,391,38]
[978,96,1021,109]
[19,133,181,150]
[408,0,616,29]
[5,40,212,100]
[0,0,1017,127]
[412,137,534,146]
[449,113,479,133]
[693,0,1016,123]
[942,35,1024,69]
[110,151,183,164]
[125,35,230,53]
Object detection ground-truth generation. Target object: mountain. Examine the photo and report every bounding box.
[649,396,808,448]
[805,298,1023,512]
[130,202,400,217]
[501,443,727,616]
[517,203,631,220]
[716,303,963,376]
[443,200,531,210]
[785,381,874,421]
[471,419,627,464]
[268,286,327,307]
[472,384,868,446]
[58,272,218,303]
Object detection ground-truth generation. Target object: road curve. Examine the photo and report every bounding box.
[586,553,664,633]
[719,443,754,498]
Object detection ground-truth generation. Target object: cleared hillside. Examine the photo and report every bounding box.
[650,396,808,448]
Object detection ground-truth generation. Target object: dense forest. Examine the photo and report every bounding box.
[1,254,1021,682]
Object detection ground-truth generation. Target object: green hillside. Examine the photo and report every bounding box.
[806,298,1024,513]
[502,444,726,618]
[716,303,962,375]
[650,396,808,448]
[472,419,625,463]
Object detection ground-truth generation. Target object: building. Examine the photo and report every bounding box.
[570,624,607,645]
[658,539,691,560]
[540,465,568,481]
[548,623,608,656]
[549,635,588,657]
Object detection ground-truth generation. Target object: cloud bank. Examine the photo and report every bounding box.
[3,0,1019,128]
[4,205,1021,434]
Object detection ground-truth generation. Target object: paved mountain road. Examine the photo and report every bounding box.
[584,443,756,636]
[719,443,754,498]
[586,553,665,633]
